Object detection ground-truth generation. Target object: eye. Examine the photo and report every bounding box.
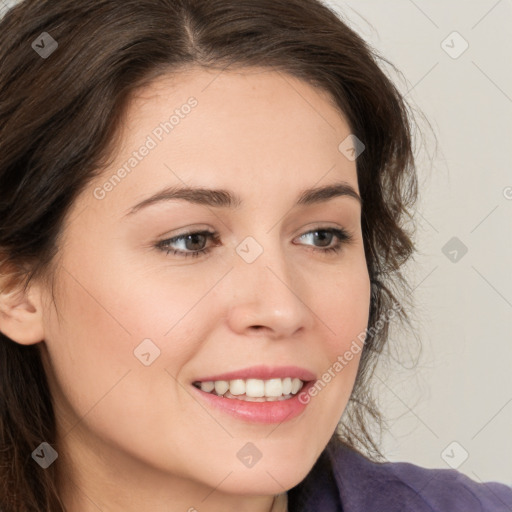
[156,230,220,259]
[295,227,353,255]
[155,227,353,259]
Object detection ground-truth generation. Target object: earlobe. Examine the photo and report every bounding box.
[0,284,45,346]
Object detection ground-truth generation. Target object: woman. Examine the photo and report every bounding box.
[0,0,510,511]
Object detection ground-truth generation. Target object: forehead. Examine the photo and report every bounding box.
[120,65,352,157]
[79,66,360,221]
[130,65,345,118]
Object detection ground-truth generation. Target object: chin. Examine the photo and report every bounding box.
[207,445,320,496]
[218,464,311,496]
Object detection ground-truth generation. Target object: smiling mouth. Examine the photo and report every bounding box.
[192,377,306,402]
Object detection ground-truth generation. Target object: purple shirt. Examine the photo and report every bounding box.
[287,438,512,511]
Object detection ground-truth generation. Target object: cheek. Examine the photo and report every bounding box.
[40,268,136,428]
[319,255,371,355]
[304,258,370,413]
[40,262,201,467]
[41,249,225,428]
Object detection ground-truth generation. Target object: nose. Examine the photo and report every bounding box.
[224,240,315,340]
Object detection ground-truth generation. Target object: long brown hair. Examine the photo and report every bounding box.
[0,0,418,509]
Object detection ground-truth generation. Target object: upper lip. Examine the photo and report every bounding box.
[193,365,317,383]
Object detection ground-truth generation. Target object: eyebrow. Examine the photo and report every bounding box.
[125,180,361,217]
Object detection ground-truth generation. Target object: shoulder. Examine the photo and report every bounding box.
[328,440,512,512]
[287,438,512,512]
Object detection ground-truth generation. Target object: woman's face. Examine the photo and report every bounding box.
[37,67,371,506]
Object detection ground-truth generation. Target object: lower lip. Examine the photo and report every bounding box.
[191,381,315,424]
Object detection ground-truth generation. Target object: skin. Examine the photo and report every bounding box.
[0,67,371,511]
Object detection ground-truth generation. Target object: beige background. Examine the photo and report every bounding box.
[325,0,512,485]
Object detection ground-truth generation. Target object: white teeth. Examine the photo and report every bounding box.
[282,377,292,395]
[291,378,302,394]
[214,381,229,395]
[245,379,265,397]
[229,379,245,395]
[197,377,305,399]
[265,378,283,397]
[200,381,215,393]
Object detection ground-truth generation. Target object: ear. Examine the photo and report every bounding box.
[0,275,45,346]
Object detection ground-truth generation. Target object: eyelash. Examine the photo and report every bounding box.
[156,227,353,259]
